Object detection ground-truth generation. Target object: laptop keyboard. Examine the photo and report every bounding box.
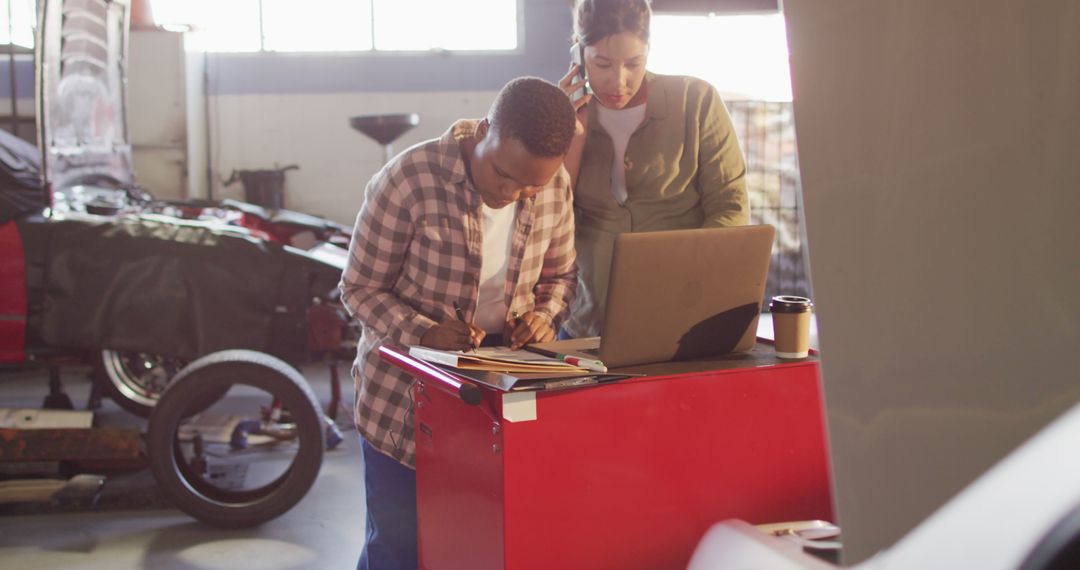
[579,347,600,356]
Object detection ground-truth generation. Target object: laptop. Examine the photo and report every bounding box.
[529,224,775,369]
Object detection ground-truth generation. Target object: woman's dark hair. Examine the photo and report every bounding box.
[573,0,652,46]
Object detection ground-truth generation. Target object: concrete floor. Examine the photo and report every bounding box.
[0,362,366,570]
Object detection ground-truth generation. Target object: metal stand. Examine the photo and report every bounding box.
[43,366,74,410]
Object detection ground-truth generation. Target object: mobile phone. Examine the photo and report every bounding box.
[569,43,590,100]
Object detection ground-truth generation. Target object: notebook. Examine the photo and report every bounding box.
[528,224,775,369]
[406,345,584,373]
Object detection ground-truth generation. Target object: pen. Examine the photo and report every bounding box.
[452,300,478,351]
[525,346,607,373]
[553,353,607,373]
[507,310,525,349]
[453,300,467,322]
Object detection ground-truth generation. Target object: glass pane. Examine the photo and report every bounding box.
[649,13,792,102]
[262,0,372,52]
[373,0,517,51]
[151,0,262,52]
[0,0,38,48]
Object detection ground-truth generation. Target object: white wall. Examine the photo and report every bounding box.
[206,91,498,225]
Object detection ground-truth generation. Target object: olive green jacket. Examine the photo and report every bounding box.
[564,72,749,338]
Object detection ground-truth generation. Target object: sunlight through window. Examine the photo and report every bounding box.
[262,0,372,52]
[649,12,792,102]
[0,0,36,48]
[150,0,517,53]
[151,0,262,52]
[372,0,517,51]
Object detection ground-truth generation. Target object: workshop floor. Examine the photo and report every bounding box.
[0,362,366,570]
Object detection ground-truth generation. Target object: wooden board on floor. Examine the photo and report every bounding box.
[0,428,140,462]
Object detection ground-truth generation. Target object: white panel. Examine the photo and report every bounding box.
[502,392,537,423]
[784,0,1080,563]
[184,48,208,200]
[129,30,187,200]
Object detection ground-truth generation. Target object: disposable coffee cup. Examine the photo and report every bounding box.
[770,295,813,359]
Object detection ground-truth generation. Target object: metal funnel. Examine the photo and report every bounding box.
[349,113,421,164]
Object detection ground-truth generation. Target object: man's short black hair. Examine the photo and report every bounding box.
[489,77,576,158]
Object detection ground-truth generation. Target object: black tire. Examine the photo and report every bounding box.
[147,350,325,528]
[93,349,188,417]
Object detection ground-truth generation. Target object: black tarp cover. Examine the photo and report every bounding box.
[0,129,45,224]
[22,213,339,362]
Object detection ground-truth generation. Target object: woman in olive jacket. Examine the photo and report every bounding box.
[560,0,750,338]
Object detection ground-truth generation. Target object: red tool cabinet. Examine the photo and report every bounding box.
[380,344,833,570]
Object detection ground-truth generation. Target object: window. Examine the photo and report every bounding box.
[150,0,518,53]
[0,0,36,48]
[262,0,372,52]
[152,0,263,52]
[648,12,792,101]
[372,0,516,51]
[649,13,808,300]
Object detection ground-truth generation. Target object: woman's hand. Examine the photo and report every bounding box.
[420,319,485,351]
[507,311,556,350]
[558,64,591,186]
[559,64,592,135]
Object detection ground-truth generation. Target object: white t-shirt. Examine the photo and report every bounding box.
[597,103,647,205]
[475,203,516,332]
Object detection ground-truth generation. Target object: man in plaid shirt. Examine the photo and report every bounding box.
[340,77,578,569]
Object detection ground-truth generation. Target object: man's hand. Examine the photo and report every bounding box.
[508,311,556,350]
[420,319,485,351]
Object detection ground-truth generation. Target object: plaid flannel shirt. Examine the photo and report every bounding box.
[339,119,577,468]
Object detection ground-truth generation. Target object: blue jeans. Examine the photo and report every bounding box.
[357,438,418,570]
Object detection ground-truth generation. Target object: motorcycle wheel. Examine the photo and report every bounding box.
[147,350,325,528]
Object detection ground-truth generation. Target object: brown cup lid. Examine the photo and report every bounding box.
[770,295,813,313]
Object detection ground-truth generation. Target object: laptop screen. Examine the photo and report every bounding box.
[532,224,775,368]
